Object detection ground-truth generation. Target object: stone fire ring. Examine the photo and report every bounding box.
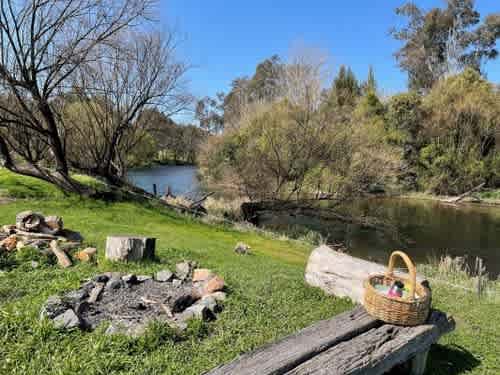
[40,262,227,337]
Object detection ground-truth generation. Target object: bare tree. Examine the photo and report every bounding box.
[0,0,155,193]
[65,30,191,185]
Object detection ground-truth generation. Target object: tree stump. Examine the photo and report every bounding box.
[105,236,156,262]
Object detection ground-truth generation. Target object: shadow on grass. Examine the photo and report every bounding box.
[387,344,480,375]
[425,344,480,375]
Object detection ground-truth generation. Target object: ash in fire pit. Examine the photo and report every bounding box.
[40,261,227,336]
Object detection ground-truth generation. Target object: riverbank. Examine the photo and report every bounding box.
[0,169,498,374]
[401,190,500,207]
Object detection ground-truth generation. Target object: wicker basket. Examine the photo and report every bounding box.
[363,251,431,326]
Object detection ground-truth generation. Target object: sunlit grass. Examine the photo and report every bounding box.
[0,169,498,374]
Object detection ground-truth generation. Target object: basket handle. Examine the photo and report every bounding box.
[385,250,417,300]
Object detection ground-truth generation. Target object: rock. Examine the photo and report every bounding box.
[206,291,227,302]
[203,275,225,295]
[198,295,220,313]
[105,321,147,337]
[81,281,95,293]
[122,274,138,284]
[43,216,63,235]
[93,274,110,283]
[234,242,251,255]
[88,283,105,303]
[175,261,196,280]
[105,278,123,291]
[193,268,214,282]
[172,279,182,287]
[104,271,123,279]
[169,319,188,331]
[40,296,68,320]
[137,275,152,282]
[16,211,45,232]
[105,236,156,262]
[63,289,89,304]
[155,269,174,282]
[74,301,90,316]
[0,235,18,251]
[172,293,198,313]
[53,309,81,330]
[178,304,216,322]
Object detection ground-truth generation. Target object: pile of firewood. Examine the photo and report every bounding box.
[0,211,91,268]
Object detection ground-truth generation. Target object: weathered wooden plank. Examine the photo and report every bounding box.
[285,310,455,375]
[305,246,427,304]
[205,306,380,375]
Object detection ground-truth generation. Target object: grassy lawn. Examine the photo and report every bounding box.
[0,169,499,374]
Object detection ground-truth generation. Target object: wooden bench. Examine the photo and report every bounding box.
[205,306,455,375]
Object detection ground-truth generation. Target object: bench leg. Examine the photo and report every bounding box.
[410,349,429,375]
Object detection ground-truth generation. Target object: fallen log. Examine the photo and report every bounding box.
[305,246,427,304]
[442,182,485,204]
[15,230,59,240]
[285,310,455,375]
[49,240,72,268]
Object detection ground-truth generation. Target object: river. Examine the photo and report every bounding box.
[128,165,500,277]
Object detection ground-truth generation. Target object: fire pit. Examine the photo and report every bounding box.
[40,261,227,336]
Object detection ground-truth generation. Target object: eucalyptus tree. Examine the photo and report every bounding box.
[391,0,500,91]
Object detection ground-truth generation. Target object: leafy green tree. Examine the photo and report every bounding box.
[329,65,361,108]
[387,92,425,189]
[419,68,500,194]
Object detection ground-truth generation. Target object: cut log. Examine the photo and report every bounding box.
[305,246,427,304]
[205,307,380,375]
[285,310,455,375]
[15,230,59,240]
[105,236,155,262]
[16,211,45,232]
[49,240,72,268]
[42,216,64,235]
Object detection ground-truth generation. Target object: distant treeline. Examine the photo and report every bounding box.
[128,109,207,168]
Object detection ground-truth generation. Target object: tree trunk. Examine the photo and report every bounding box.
[305,245,427,304]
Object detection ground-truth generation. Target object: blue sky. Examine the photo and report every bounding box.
[159,1,500,100]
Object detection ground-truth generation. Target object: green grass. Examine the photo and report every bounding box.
[0,169,499,374]
[478,189,500,202]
